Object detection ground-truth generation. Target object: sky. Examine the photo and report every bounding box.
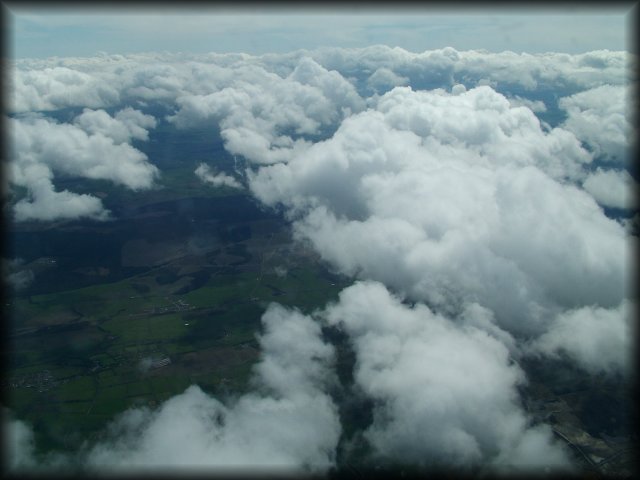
[4,3,637,476]
[5,5,635,59]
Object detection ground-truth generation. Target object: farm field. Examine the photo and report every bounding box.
[5,149,350,454]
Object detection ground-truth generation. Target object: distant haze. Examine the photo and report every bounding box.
[7,6,632,59]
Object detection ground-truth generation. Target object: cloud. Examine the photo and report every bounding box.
[9,110,158,221]
[530,299,634,376]
[12,47,630,124]
[322,281,572,472]
[10,162,110,222]
[3,258,35,291]
[249,85,630,338]
[289,56,364,118]
[374,86,590,181]
[507,94,547,112]
[194,163,242,189]
[582,167,639,210]
[6,270,35,291]
[309,47,631,93]
[11,53,239,113]
[11,66,121,113]
[559,84,633,163]
[367,67,410,94]
[73,107,157,144]
[1,303,341,473]
[11,112,158,189]
[169,57,365,164]
[83,303,339,472]
[454,50,631,91]
[3,414,37,471]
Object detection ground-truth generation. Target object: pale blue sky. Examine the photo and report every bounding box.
[6,5,635,59]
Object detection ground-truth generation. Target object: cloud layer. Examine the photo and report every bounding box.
[11,47,631,114]
[249,85,632,338]
[9,47,633,223]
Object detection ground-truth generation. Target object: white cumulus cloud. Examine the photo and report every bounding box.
[8,110,159,221]
[169,57,365,165]
[10,47,632,116]
[249,85,630,338]
[582,167,638,210]
[559,84,634,163]
[3,414,37,471]
[367,67,410,94]
[530,299,635,376]
[73,107,157,144]
[11,66,121,113]
[194,163,242,189]
[10,162,110,222]
[322,281,572,472]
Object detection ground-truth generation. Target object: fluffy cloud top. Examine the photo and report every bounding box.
[249,86,630,338]
[582,167,639,209]
[366,67,410,94]
[73,107,157,144]
[10,47,632,115]
[308,47,631,93]
[169,57,365,164]
[9,109,158,221]
[11,111,158,189]
[12,66,121,113]
[531,299,634,376]
[10,162,110,222]
[323,281,571,472]
[559,85,634,163]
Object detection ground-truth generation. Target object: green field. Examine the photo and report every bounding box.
[7,204,349,455]
[5,117,352,456]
